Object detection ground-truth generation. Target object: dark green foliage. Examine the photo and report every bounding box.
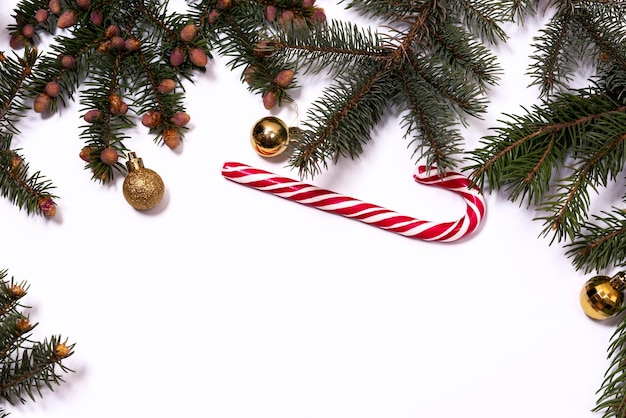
[0,47,57,216]
[254,0,507,177]
[464,2,626,415]
[468,0,626,274]
[0,269,74,417]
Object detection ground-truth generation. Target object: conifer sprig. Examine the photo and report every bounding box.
[259,0,507,177]
[467,0,626,273]
[0,47,57,217]
[0,269,74,417]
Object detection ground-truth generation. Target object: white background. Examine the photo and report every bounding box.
[0,1,621,417]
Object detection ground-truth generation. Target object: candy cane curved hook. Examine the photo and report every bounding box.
[222,162,486,242]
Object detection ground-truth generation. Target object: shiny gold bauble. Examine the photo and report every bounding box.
[250,116,290,157]
[580,272,626,320]
[122,152,165,210]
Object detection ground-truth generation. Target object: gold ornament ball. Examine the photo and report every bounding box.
[122,152,165,210]
[580,273,626,320]
[250,116,290,157]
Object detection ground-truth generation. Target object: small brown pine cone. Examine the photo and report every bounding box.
[48,0,62,14]
[21,25,35,38]
[275,69,294,88]
[217,0,232,9]
[243,65,257,84]
[79,146,94,162]
[141,110,162,128]
[189,48,208,67]
[108,93,123,113]
[16,318,31,333]
[179,24,198,43]
[9,34,25,50]
[44,81,61,97]
[170,112,190,127]
[54,342,71,358]
[116,102,128,115]
[169,47,185,67]
[61,55,77,69]
[110,36,126,51]
[162,128,181,149]
[34,9,49,23]
[38,196,56,217]
[105,25,121,38]
[279,10,295,24]
[302,0,315,7]
[100,148,118,165]
[10,154,23,173]
[208,9,220,25]
[125,38,141,52]
[33,93,51,113]
[83,109,102,123]
[311,8,326,23]
[76,0,91,10]
[57,10,77,29]
[264,6,278,22]
[9,285,26,298]
[262,91,277,110]
[253,40,274,58]
[90,10,104,25]
[97,40,111,53]
[158,79,176,94]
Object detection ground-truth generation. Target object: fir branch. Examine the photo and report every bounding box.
[594,308,626,418]
[289,63,393,177]
[0,270,74,414]
[566,209,626,273]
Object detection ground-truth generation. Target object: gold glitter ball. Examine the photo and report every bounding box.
[580,273,626,320]
[250,116,290,157]
[123,152,165,210]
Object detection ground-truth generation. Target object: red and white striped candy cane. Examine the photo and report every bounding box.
[222,162,486,242]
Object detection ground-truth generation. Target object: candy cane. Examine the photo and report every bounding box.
[221,162,486,242]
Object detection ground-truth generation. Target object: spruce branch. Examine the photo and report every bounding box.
[467,0,626,274]
[260,0,507,177]
[594,305,626,418]
[0,47,57,217]
[0,270,74,417]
